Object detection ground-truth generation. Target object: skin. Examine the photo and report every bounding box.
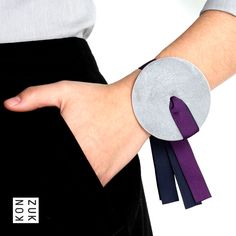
[4,10,236,186]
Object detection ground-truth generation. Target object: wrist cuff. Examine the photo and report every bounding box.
[132,57,211,141]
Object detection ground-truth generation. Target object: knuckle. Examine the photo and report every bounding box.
[22,86,37,98]
[58,80,69,86]
[57,80,72,94]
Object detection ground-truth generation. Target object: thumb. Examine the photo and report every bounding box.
[4,81,68,112]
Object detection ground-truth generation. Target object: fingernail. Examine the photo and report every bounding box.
[5,96,21,107]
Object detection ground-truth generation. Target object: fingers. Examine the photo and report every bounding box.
[4,81,69,112]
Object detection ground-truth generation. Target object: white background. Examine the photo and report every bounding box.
[88,1,236,235]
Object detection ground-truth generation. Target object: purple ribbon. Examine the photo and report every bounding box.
[139,59,211,208]
[169,96,211,203]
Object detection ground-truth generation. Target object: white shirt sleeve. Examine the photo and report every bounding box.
[0,0,96,43]
[201,0,236,16]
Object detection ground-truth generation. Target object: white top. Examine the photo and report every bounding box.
[0,0,234,44]
[0,0,96,43]
[201,0,236,16]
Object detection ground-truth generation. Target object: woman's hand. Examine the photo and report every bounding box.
[4,70,150,186]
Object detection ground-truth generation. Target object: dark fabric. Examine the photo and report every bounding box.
[149,136,179,204]
[0,37,153,236]
[138,59,156,70]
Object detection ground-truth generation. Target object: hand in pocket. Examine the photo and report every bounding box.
[4,70,150,186]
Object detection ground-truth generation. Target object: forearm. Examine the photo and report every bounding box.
[112,8,236,142]
[156,10,236,89]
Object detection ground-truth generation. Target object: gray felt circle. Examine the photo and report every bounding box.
[132,57,211,141]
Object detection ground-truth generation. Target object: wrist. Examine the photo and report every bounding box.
[109,70,151,140]
[131,57,210,141]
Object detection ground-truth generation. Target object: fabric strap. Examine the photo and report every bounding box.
[138,60,211,208]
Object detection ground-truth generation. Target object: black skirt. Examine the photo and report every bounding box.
[0,37,153,236]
